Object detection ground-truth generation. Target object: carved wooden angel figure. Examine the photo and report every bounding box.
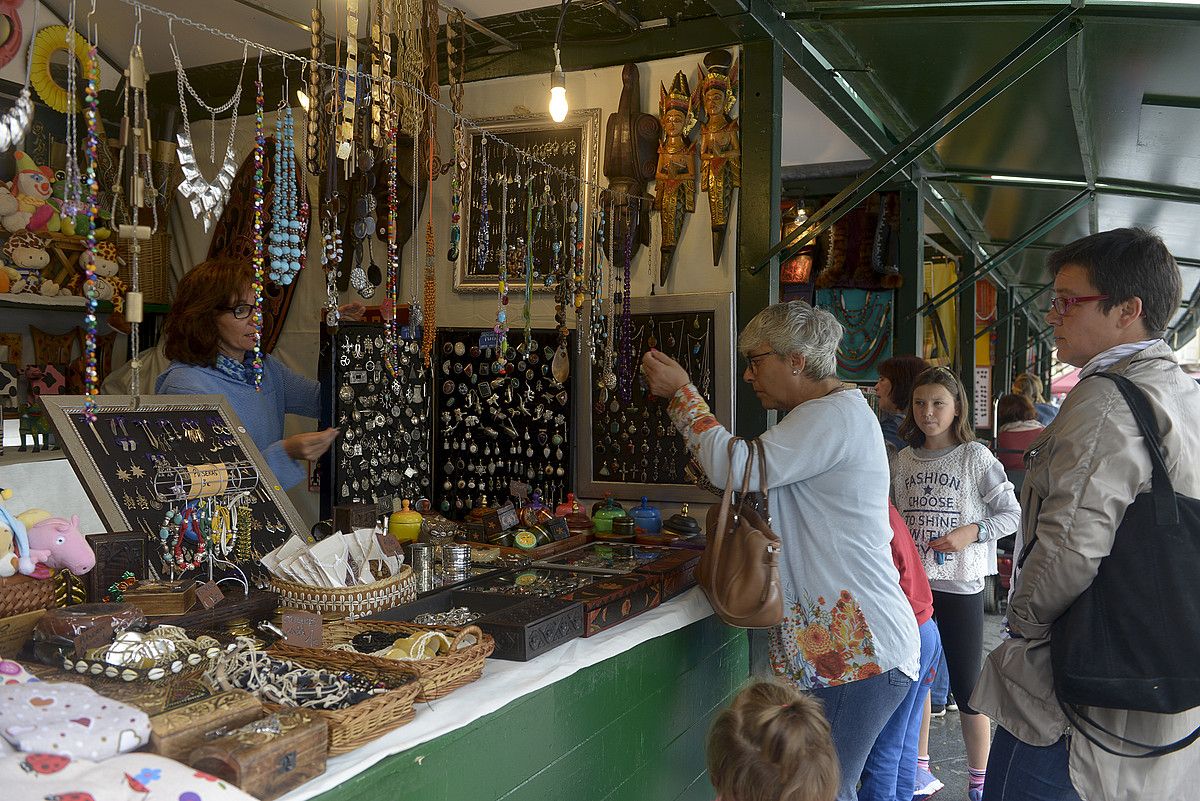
[603,63,660,264]
[654,71,696,285]
[695,49,740,266]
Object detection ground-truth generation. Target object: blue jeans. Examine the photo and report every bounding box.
[984,727,1082,801]
[810,667,914,801]
[930,650,950,705]
[858,620,943,801]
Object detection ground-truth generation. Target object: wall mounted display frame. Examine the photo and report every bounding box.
[318,322,432,520]
[433,328,574,518]
[39,394,308,571]
[575,292,735,503]
[454,109,601,292]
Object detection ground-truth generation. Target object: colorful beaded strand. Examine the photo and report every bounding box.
[81,43,101,421]
[251,64,265,389]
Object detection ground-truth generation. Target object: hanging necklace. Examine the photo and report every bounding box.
[599,198,618,393]
[523,164,536,354]
[496,144,510,366]
[306,0,324,174]
[836,290,878,329]
[251,55,266,389]
[617,204,637,403]
[269,87,303,286]
[171,33,246,232]
[61,2,84,221]
[0,0,35,154]
[421,105,437,366]
[80,6,100,421]
[571,186,584,355]
[337,0,359,164]
[446,8,466,263]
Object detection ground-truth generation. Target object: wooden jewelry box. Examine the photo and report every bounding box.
[189,709,329,801]
[148,689,264,760]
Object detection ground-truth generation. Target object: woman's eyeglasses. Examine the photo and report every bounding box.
[220,304,255,320]
[1048,294,1108,316]
[743,350,776,375]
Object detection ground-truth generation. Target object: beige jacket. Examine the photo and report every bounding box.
[973,342,1200,801]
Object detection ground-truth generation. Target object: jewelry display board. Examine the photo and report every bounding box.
[318,322,432,519]
[433,328,573,519]
[816,288,894,383]
[575,292,735,503]
[39,395,308,571]
[454,109,600,292]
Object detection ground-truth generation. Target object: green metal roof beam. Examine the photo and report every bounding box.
[785,0,1200,23]
[748,3,1082,275]
[931,172,1200,204]
[910,188,1094,318]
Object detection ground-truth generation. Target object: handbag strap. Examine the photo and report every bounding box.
[711,438,742,567]
[751,437,771,522]
[1093,372,1179,526]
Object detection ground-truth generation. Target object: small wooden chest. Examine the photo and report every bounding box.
[190,709,328,801]
[148,689,264,760]
[125,579,197,616]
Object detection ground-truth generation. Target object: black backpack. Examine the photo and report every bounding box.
[1021,372,1200,757]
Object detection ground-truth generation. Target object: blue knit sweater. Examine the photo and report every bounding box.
[155,354,320,489]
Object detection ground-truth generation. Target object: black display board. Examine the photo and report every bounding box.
[453,110,600,292]
[433,328,573,519]
[318,323,433,519]
[40,395,309,578]
[575,293,736,503]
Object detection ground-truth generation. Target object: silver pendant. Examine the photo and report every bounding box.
[0,86,33,153]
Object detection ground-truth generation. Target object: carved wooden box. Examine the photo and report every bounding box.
[148,689,264,760]
[190,709,328,801]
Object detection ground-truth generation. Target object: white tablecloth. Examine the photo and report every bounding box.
[281,587,716,801]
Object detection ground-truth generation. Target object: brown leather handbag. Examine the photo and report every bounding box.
[697,438,784,628]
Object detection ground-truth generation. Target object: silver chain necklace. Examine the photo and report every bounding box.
[0,0,37,154]
[171,33,246,231]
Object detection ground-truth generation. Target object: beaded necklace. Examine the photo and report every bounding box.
[618,204,637,403]
[421,111,437,366]
[269,97,303,286]
[80,27,101,421]
[523,167,535,353]
[446,8,466,263]
[251,60,265,389]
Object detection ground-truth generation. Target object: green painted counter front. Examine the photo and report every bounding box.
[314,615,748,801]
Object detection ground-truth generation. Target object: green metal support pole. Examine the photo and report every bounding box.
[896,183,924,357]
[735,38,781,438]
[956,254,977,425]
[992,291,1011,419]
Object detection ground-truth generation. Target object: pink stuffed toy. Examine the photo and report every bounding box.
[25,515,95,575]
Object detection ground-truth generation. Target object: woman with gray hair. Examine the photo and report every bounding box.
[642,300,921,801]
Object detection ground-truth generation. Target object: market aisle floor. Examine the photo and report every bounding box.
[924,610,1005,799]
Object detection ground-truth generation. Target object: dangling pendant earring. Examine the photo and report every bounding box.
[792,369,799,375]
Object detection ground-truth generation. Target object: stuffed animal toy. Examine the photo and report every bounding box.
[2,229,49,294]
[73,242,127,310]
[20,510,95,576]
[0,488,17,577]
[0,489,38,576]
[3,151,60,233]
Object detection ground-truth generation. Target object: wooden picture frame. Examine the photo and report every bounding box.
[454,109,601,292]
[39,394,310,573]
[574,292,736,503]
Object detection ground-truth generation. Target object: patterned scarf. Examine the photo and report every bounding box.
[214,352,256,385]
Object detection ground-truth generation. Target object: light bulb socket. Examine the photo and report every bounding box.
[551,69,566,91]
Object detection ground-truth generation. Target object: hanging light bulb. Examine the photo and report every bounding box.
[549,44,568,123]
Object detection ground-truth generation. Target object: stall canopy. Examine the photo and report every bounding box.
[47,0,1200,349]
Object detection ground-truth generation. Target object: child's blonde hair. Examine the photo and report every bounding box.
[707,679,839,801]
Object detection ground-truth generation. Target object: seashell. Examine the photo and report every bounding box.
[171,660,183,673]
[104,666,118,678]
[121,669,137,682]
[147,667,165,681]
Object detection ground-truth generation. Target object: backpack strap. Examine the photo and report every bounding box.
[1093,372,1179,526]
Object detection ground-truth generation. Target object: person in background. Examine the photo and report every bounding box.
[155,259,361,490]
[708,679,839,801]
[891,367,1021,801]
[1011,372,1058,426]
[642,301,920,801]
[975,228,1200,800]
[994,394,1045,471]
[858,502,944,801]
[874,355,930,454]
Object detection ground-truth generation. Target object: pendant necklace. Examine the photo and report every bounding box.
[269,82,303,286]
[523,163,535,354]
[599,197,618,393]
[61,2,84,221]
[171,32,246,231]
[617,203,637,403]
[446,8,466,263]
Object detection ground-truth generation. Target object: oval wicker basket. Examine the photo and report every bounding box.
[0,572,58,618]
[267,564,416,618]
[271,620,495,702]
[263,651,421,756]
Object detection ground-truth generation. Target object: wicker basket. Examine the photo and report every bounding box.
[0,573,58,618]
[116,230,173,306]
[271,621,494,702]
[268,565,416,618]
[264,652,421,756]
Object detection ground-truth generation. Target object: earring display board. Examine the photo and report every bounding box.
[318,322,432,520]
[454,109,600,292]
[575,292,735,503]
[433,328,573,519]
[39,395,308,574]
